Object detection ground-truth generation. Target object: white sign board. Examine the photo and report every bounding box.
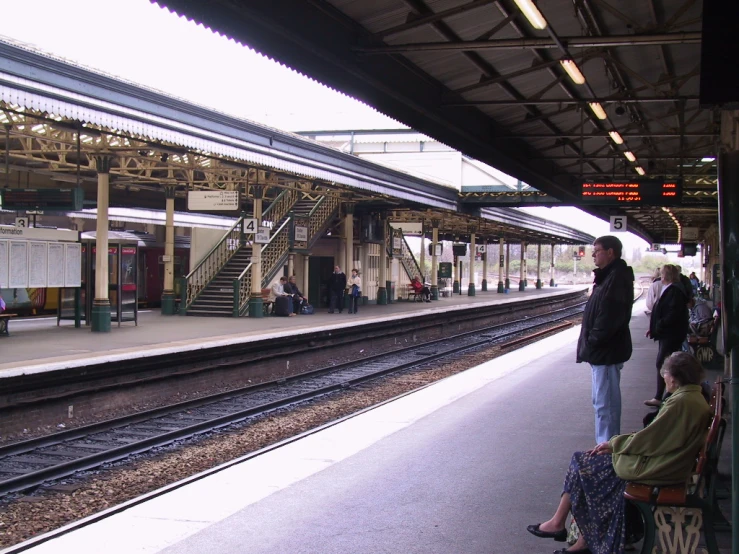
[389,221,423,234]
[255,229,270,244]
[9,241,28,288]
[476,244,486,254]
[242,218,258,234]
[0,226,78,242]
[15,217,28,228]
[610,215,627,232]
[64,243,82,287]
[392,237,402,250]
[682,227,699,241]
[187,190,239,211]
[47,243,65,287]
[0,240,7,287]
[294,225,308,242]
[28,242,48,288]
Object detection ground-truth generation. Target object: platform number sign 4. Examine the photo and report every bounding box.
[610,215,627,233]
[243,218,258,234]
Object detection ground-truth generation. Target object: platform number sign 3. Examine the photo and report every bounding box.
[15,217,29,228]
[609,215,627,233]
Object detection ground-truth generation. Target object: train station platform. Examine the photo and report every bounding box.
[5,296,731,554]
[0,285,585,377]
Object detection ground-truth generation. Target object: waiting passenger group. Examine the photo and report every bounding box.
[527,235,713,554]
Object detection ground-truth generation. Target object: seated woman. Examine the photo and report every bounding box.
[526,351,711,554]
[410,277,431,302]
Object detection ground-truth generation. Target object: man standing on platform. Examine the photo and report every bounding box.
[576,235,635,444]
[328,265,347,314]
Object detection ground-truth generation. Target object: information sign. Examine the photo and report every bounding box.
[294,225,308,242]
[187,190,239,211]
[0,188,84,211]
[255,228,270,244]
[580,179,682,206]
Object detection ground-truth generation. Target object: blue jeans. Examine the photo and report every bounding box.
[590,363,623,444]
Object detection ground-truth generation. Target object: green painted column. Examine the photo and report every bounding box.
[505,243,511,291]
[519,242,526,291]
[91,155,112,333]
[453,256,460,293]
[535,243,543,289]
[161,184,177,315]
[430,219,440,300]
[248,185,264,317]
[481,239,488,291]
[497,237,505,293]
[718,147,739,554]
[344,203,355,310]
[468,231,476,296]
[377,215,388,304]
[550,244,556,287]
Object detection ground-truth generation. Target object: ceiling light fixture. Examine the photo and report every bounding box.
[513,0,548,29]
[588,102,607,120]
[635,166,645,175]
[609,131,624,145]
[624,151,636,162]
[560,59,586,85]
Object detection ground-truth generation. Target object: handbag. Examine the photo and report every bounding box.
[351,284,361,297]
[301,303,315,315]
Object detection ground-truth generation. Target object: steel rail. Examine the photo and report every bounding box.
[0,303,585,496]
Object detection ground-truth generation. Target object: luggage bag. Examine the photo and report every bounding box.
[274,295,293,316]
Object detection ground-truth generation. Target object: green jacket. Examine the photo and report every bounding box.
[610,385,711,485]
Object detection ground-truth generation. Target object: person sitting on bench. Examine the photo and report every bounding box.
[688,296,714,337]
[410,277,431,302]
[526,352,710,554]
[284,275,308,315]
[269,276,292,315]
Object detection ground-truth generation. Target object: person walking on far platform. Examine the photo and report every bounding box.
[328,265,347,314]
[577,235,635,444]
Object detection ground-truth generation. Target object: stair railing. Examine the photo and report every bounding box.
[181,216,244,313]
[262,188,299,228]
[307,195,340,248]
[233,217,292,316]
[399,233,423,282]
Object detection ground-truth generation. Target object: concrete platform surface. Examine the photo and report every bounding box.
[0,286,585,376]
[7,297,730,554]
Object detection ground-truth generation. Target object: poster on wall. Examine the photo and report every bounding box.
[9,241,29,288]
[28,242,48,288]
[0,240,8,288]
[64,243,82,287]
[47,243,65,288]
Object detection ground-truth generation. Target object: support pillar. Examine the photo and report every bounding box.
[453,255,460,294]
[550,244,556,286]
[303,254,310,295]
[91,155,112,333]
[377,216,388,305]
[344,203,355,310]
[519,242,526,291]
[248,186,264,317]
[535,243,543,289]
[718,147,739,554]
[288,253,295,278]
[430,220,440,300]
[481,239,488,291]
[497,237,505,293]
[419,229,426,281]
[505,243,511,290]
[161,184,177,315]
[468,232,476,296]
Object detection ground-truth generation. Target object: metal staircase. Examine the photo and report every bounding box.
[389,226,423,283]
[181,190,340,317]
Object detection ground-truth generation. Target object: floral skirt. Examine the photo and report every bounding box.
[563,451,627,554]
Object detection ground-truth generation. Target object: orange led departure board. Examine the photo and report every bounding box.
[580,180,682,206]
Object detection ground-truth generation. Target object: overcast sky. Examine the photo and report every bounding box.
[0,0,650,254]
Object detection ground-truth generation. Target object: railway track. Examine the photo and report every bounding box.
[0,302,584,497]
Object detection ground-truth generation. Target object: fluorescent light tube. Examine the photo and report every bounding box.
[624,151,636,162]
[588,102,607,120]
[609,131,624,144]
[560,59,586,85]
[635,166,645,175]
[513,0,547,30]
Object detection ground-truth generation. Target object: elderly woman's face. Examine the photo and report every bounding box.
[661,367,679,393]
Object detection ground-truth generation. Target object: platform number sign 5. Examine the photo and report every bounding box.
[609,215,627,233]
[243,218,258,234]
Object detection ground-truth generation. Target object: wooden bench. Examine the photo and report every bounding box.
[624,378,726,554]
[406,284,422,302]
[261,288,273,316]
[0,313,17,337]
